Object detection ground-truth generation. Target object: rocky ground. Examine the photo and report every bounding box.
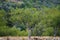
[0,36,60,40]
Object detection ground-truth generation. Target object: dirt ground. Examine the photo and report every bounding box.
[0,36,60,40]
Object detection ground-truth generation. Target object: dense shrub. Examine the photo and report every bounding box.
[0,26,28,36]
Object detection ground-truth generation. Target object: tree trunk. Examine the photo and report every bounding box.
[54,27,57,37]
[28,28,31,40]
[54,27,57,40]
[26,23,31,40]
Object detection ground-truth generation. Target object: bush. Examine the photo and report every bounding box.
[0,26,28,36]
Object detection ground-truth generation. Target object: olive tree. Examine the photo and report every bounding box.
[10,8,41,40]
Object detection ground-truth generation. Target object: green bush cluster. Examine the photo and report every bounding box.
[0,26,28,36]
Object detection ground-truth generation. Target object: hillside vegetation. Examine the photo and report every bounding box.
[0,0,60,36]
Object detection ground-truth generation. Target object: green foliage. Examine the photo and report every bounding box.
[19,30,28,36]
[0,7,60,36]
[0,0,60,36]
[0,26,8,36]
[0,26,28,36]
[42,27,54,36]
[0,10,6,26]
[10,8,41,28]
[32,7,60,36]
